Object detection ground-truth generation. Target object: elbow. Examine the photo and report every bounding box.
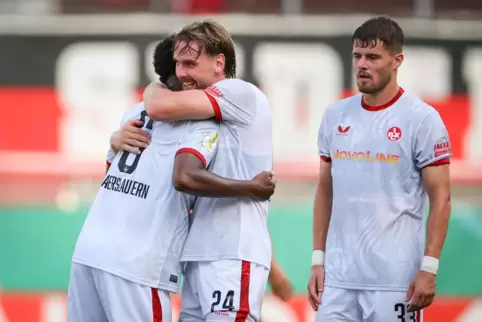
[173,170,196,192]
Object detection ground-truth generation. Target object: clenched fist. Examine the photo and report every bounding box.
[251,171,276,200]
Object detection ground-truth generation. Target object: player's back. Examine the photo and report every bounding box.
[181,79,273,269]
[318,89,451,291]
[73,103,197,292]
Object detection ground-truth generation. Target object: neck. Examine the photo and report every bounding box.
[363,80,399,107]
[213,74,226,84]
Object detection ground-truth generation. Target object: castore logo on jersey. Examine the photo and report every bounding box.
[337,125,351,136]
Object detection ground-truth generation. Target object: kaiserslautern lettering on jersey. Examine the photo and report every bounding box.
[181,79,273,269]
[318,88,451,291]
[72,102,220,293]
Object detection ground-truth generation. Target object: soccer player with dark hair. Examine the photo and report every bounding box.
[308,16,451,322]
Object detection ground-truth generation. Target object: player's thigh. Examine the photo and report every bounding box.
[92,268,172,322]
[180,262,204,322]
[360,290,423,322]
[315,287,361,322]
[198,260,269,322]
[67,263,108,322]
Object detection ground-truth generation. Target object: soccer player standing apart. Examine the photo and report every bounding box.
[308,17,452,322]
[144,20,273,321]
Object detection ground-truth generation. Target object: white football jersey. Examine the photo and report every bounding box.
[318,88,451,291]
[180,79,273,269]
[72,102,220,292]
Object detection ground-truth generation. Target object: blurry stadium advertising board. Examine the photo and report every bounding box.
[0,15,481,184]
[2,293,482,322]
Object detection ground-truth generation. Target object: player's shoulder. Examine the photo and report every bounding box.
[323,93,363,118]
[117,101,146,125]
[211,78,262,97]
[333,93,363,109]
[399,91,442,120]
[123,101,146,119]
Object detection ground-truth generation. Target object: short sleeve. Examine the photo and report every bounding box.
[414,111,452,169]
[318,110,332,162]
[203,79,257,127]
[176,120,221,168]
[106,149,116,166]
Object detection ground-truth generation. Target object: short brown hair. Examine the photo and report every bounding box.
[174,20,236,78]
[352,16,404,53]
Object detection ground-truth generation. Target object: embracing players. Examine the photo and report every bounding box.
[141,20,274,322]
[67,32,275,322]
[308,17,452,321]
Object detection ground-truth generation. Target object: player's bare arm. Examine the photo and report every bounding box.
[407,163,451,313]
[422,163,451,259]
[269,255,293,302]
[144,83,215,121]
[308,158,332,311]
[173,153,275,200]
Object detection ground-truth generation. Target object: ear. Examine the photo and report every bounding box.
[215,53,225,75]
[393,52,404,70]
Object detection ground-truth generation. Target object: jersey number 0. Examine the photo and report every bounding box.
[117,110,154,174]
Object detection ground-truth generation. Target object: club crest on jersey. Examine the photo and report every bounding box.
[337,125,351,136]
[202,131,219,153]
[387,127,402,141]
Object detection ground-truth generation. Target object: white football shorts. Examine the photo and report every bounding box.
[67,262,172,322]
[180,260,269,322]
[315,286,423,322]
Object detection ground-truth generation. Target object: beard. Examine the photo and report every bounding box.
[358,72,391,94]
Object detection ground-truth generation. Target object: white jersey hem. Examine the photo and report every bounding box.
[72,258,179,293]
[180,254,271,270]
[324,281,409,292]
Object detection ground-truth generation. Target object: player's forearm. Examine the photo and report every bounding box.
[144,89,179,121]
[425,190,451,259]
[173,169,258,198]
[145,88,212,121]
[313,183,332,251]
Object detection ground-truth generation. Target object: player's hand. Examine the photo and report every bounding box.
[110,120,151,155]
[251,171,276,200]
[269,262,294,302]
[308,265,324,311]
[406,271,437,313]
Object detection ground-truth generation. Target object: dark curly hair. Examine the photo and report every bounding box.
[153,33,182,91]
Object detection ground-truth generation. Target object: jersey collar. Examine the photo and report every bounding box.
[361,87,405,112]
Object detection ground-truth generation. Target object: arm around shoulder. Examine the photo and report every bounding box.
[144,83,217,121]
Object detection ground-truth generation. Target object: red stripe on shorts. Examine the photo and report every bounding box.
[416,310,422,322]
[235,261,251,321]
[151,288,163,322]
